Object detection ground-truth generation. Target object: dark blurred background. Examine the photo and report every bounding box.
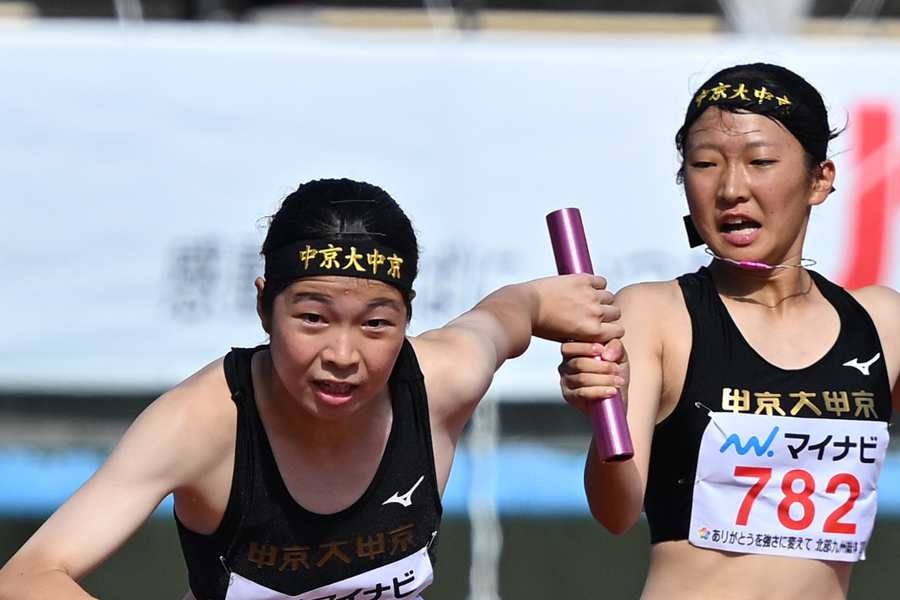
[8,0,900,23]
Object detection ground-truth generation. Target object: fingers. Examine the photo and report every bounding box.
[534,273,624,344]
[571,274,616,308]
[566,321,624,345]
[555,275,628,414]
[560,341,627,370]
[559,335,628,415]
[597,322,625,344]
[600,338,626,363]
[559,354,623,380]
[568,287,623,342]
[560,341,603,358]
[570,275,622,340]
[560,373,623,413]
[558,330,624,354]
[559,354,624,408]
[585,273,609,290]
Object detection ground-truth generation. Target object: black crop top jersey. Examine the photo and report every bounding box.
[175,340,443,600]
[644,267,893,544]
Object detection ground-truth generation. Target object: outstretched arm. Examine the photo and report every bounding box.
[410,274,623,486]
[0,361,233,600]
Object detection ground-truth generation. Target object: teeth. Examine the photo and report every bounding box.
[320,382,353,394]
[722,219,759,233]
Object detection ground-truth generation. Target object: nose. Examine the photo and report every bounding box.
[321,328,360,370]
[717,163,750,206]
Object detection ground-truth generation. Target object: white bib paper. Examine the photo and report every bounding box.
[689,411,888,562]
[224,546,433,600]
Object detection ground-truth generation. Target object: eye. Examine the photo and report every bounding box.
[690,160,716,169]
[365,318,391,329]
[299,313,324,324]
[750,159,776,167]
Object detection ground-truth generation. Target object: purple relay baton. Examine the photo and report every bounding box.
[547,208,634,463]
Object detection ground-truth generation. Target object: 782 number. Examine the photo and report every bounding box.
[734,466,860,534]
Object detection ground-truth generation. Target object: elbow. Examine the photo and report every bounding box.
[591,506,641,535]
[0,563,70,600]
[584,468,645,535]
[600,519,634,536]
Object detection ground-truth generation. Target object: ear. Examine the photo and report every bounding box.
[255,277,272,334]
[809,159,836,207]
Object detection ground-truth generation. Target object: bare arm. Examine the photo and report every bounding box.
[0,360,234,600]
[560,280,687,534]
[410,274,622,476]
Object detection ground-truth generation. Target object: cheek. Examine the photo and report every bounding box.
[685,187,713,221]
[269,329,318,370]
[683,174,716,206]
[361,339,404,380]
[763,179,812,215]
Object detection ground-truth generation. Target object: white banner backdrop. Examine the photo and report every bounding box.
[2,21,900,397]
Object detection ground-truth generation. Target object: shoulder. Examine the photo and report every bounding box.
[847,283,900,312]
[848,284,900,347]
[120,357,237,479]
[406,331,492,395]
[46,357,239,528]
[847,284,900,388]
[616,279,692,387]
[616,279,688,338]
[616,279,685,309]
[847,284,900,339]
[147,357,233,426]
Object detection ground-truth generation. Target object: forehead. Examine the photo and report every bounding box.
[282,276,405,306]
[686,108,796,149]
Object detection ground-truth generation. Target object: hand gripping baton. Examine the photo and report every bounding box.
[546,207,634,463]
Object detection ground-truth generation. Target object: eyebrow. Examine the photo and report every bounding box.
[290,293,403,312]
[366,298,404,312]
[688,138,778,152]
[290,292,333,305]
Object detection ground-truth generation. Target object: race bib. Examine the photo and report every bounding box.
[225,547,433,600]
[689,411,888,562]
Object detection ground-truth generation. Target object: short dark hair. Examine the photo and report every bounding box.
[675,62,842,184]
[260,178,419,318]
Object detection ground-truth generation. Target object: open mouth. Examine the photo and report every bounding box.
[720,218,761,236]
[315,380,357,396]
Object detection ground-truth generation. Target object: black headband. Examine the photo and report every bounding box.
[691,77,792,113]
[264,239,414,295]
[684,74,830,162]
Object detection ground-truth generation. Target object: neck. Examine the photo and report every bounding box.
[704,248,815,271]
[708,259,815,310]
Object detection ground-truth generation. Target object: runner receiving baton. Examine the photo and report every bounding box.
[559,63,900,600]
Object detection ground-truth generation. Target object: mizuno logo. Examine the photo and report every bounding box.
[383,475,424,508]
[843,353,881,376]
[719,426,779,458]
